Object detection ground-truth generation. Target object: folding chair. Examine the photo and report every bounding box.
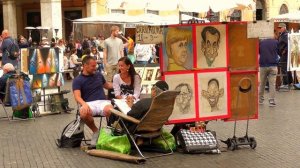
[0,92,11,121]
[109,90,180,158]
[77,103,108,145]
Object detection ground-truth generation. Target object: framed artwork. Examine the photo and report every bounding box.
[31,73,64,89]
[30,48,60,75]
[228,22,258,70]
[164,72,196,123]
[154,67,161,81]
[226,72,258,121]
[135,67,145,79]
[141,84,150,94]
[142,68,155,82]
[196,24,227,69]
[197,71,230,120]
[162,26,193,72]
[29,48,37,75]
[20,48,29,74]
[288,33,300,71]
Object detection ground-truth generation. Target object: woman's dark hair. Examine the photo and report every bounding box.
[118,57,140,88]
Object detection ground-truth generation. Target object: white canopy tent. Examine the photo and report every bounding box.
[106,0,254,12]
[271,11,300,23]
[73,13,152,24]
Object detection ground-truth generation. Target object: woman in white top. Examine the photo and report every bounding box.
[69,48,80,78]
[113,57,141,100]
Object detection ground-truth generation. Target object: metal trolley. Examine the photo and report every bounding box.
[222,77,257,150]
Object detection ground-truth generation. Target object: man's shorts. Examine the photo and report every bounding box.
[83,100,111,116]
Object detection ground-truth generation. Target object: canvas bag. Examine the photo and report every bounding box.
[8,76,33,110]
[56,114,85,148]
[176,129,219,154]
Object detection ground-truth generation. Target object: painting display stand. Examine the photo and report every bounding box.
[34,87,73,116]
[221,77,257,150]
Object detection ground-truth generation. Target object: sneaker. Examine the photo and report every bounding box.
[90,131,99,146]
[279,85,289,89]
[269,99,276,107]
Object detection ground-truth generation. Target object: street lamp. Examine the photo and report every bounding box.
[54,28,59,41]
[24,26,35,41]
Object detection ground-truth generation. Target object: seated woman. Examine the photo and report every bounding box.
[113,57,142,101]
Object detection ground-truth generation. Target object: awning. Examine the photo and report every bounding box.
[271,11,300,23]
[73,13,152,24]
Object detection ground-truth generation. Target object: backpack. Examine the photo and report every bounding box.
[7,39,20,60]
[56,113,84,148]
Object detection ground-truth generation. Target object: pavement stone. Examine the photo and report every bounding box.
[0,81,300,168]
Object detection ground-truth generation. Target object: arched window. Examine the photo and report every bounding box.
[256,0,266,20]
[279,4,289,14]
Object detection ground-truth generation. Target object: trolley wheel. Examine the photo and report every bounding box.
[228,139,237,151]
[249,137,257,149]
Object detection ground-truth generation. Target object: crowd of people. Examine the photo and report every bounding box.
[259,23,298,107]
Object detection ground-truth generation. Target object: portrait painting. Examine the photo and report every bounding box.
[196,24,227,69]
[165,73,196,122]
[154,68,161,80]
[162,26,193,72]
[135,67,145,79]
[142,68,154,82]
[141,84,150,94]
[227,73,258,121]
[197,71,229,119]
[20,48,29,74]
[228,23,258,70]
[288,33,300,71]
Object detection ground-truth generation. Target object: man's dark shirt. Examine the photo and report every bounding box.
[278,31,288,61]
[72,72,106,102]
[1,37,18,67]
[126,98,152,132]
[259,39,279,67]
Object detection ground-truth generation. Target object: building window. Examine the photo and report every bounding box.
[111,9,125,14]
[256,0,265,20]
[230,10,241,21]
[147,10,159,15]
[279,4,289,14]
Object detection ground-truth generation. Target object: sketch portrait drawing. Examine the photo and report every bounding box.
[175,83,193,114]
[164,27,193,71]
[197,25,226,69]
[289,35,300,69]
[201,78,224,112]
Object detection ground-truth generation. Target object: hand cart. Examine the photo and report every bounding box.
[222,77,257,150]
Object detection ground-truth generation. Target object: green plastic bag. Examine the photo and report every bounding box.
[152,130,176,151]
[13,107,33,119]
[96,128,131,154]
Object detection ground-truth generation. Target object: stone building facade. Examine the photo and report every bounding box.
[0,0,299,40]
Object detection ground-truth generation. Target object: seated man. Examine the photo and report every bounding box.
[0,63,16,101]
[124,80,169,132]
[72,56,114,146]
